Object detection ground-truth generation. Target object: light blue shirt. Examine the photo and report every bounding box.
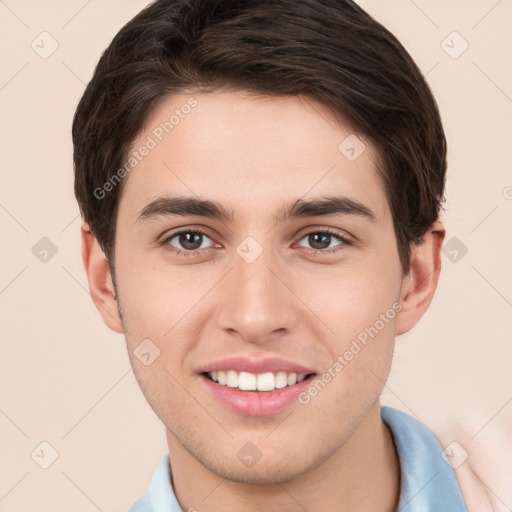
[128,406,468,511]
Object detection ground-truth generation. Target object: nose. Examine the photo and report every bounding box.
[215,247,299,345]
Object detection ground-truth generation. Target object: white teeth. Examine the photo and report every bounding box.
[287,372,298,386]
[217,371,227,385]
[275,371,288,389]
[208,370,310,391]
[238,371,257,390]
[226,370,238,388]
[257,372,275,391]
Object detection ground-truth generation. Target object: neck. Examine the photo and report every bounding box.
[166,403,400,512]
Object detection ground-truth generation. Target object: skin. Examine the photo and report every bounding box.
[82,91,445,511]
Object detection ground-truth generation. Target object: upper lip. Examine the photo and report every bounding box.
[197,357,316,375]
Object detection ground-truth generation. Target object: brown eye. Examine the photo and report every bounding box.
[165,230,213,252]
[297,230,347,251]
[308,233,332,250]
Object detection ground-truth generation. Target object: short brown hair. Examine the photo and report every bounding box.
[73,0,446,273]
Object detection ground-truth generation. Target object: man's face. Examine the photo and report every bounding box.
[113,91,403,484]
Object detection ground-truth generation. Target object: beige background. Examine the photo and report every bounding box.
[0,0,511,510]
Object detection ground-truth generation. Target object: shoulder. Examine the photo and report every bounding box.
[125,454,183,512]
[382,406,467,511]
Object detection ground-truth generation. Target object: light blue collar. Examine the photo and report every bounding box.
[381,406,467,511]
[128,406,468,511]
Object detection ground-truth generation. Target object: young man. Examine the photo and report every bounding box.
[73,0,468,510]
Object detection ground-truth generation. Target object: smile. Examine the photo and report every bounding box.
[206,370,309,391]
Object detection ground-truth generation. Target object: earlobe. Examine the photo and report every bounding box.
[81,223,124,334]
[395,222,446,336]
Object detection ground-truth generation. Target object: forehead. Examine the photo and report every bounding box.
[118,91,390,224]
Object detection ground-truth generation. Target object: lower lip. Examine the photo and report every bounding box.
[200,374,315,416]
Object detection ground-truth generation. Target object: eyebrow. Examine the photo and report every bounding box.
[135,195,376,224]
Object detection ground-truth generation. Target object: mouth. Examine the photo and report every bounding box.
[203,370,313,392]
[197,358,317,416]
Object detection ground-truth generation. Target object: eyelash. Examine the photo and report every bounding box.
[161,228,213,258]
[160,228,352,258]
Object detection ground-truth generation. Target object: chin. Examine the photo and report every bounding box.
[209,459,312,486]
[194,445,320,486]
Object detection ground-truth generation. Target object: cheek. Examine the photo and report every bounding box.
[114,255,218,383]
[294,259,401,345]
[114,246,206,335]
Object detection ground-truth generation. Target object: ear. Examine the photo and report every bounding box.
[81,223,124,334]
[395,222,446,336]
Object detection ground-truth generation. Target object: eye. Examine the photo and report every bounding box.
[160,228,351,257]
[297,230,349,252]
[163,229,215,253]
